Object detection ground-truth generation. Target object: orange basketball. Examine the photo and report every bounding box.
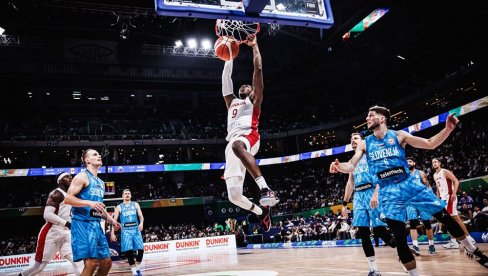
[214,36,239,61]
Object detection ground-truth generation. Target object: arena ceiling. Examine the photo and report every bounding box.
[0,0,486,97]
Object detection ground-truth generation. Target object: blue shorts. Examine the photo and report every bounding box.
[380,175,446,222]
[406,206,431,221]
[71,219,110,262]
[121,228,144,252]
[352,188,387,228]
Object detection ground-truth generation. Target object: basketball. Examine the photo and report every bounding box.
[214,36,239,61]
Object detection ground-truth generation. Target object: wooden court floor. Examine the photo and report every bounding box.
[21,244,488,276]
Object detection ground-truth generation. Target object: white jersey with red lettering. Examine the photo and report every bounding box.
[434,169,458,215]
[226,97,260,141]
[35,188,73,262]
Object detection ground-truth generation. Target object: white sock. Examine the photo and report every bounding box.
[408,268,419,276]
[367,256,378,272]
[460,238,477,252]
[136,263,141,271]
[451,238,457,243]
[428,240,434,246]
[412,240,418,247]
[255,176,269,190]
[131,267,138,275]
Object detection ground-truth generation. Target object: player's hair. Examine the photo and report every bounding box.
[432,157,442,164]
[350,132,364,140]
[406,156,415,162]
[81,148,97,165]
[369,106,391,124]
[122,189,131,194]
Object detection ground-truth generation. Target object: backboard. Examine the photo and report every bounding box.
[154,0,334,29]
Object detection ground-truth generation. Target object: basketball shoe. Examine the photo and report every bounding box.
[464,248,488,269]
[428,245,436,255]
[259,188,280,207]
[258,205,272,232]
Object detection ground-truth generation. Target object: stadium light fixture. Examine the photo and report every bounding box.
[0,27,5,36]
[187,38,197,48]
[175,40,183,47]
[201,39,211,49]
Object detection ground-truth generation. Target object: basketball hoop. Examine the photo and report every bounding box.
[215,19,260,44]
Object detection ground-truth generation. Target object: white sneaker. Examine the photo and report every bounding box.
[443,241,460,249]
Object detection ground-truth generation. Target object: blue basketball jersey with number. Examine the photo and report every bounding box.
[352,155,375,210]
[119,202,139,230]
[411,169,423,185]
[365,130,409,186]
[72,170,105,221]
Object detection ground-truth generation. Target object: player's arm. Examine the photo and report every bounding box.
[330,140,365,173]
[420,171,431,188]
[397,114,459,149]
[341,173,354,218]
[222,60,236,109]
[247,35,263,108]
[444,169,460,195]
[65,173,101,209]
[110,206,120,241]
[136,202,145,231]
[44,190,71,228]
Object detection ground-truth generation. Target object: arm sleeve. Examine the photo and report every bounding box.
[44,206,67,226]
[222,60,234,96]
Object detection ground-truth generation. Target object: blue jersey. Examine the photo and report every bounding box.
[365,130,409,186]
[72,170,105,221]
[411,169,423,185]
[353,155,374,189]
[119,201,139,230]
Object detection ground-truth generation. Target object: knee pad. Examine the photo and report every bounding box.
[136,249,144,263]
[422,220,432,230]
[409,219,419,229]
[433,209,465,238]
[226,179,244,203]
[385,219,414,264]
[125,250,135,266]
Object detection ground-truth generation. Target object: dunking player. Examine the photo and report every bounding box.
[330,106,488,275]
[221,34,279,232]
[405,157,436,255]
[111,189,145,276]
[432,157,475,249]
[65,149,121,276]
[19,172,81,276]
[342,133,396,276]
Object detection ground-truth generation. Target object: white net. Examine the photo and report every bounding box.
[215,19,260,43]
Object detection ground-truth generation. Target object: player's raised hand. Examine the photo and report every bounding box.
[245,34,257,46]
[329,159,340,173]
[446,114,459,131]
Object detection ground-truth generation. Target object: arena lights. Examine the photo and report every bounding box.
[175,40,183,47]
[0,27,5,36]
[187,38,197,48]
[201,39,212,50]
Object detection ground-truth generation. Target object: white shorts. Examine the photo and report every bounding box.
[224,132,260,180]
[35,224,72,262]
[442,195,458,216]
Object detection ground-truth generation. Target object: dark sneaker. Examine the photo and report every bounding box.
[258,205,272,232]
[137,270,143,276]
[465,248,488,269]
[259,188,280,207]
[411,245,421,256]
[428,245,436,255]
[368,270,381,276]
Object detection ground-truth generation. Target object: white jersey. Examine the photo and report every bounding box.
[434,169,454,201]
[53,187,71,226]
[226,97,260,141]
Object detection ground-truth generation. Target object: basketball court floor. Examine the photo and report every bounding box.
[17,244,488,276]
